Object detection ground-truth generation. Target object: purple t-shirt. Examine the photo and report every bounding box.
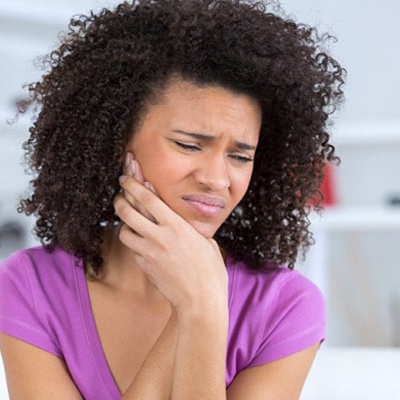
[0,246,325,399]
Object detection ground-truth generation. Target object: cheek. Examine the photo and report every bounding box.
[137,151,185,189]
[231,170,253,200]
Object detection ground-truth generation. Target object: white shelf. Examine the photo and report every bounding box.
[333,123,400,146]
[310,206,400,231]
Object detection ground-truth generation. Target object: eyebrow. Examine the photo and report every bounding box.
[172,130,257,151]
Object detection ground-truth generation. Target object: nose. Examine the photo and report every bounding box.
[194,153,230,191]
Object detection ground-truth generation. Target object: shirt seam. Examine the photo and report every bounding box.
[227,256,237,310]
[18,251,61,353]
[256,270,299,348]
[73,255,118,400]
[264,321,326,352]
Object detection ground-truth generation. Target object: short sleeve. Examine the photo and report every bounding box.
[0,252,62,358]
[249,273,326,367]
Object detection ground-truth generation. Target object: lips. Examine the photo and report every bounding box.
[182,194,225,217]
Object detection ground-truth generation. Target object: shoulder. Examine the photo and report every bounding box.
[0,246,83,358]
[227,257,325,314]
[0,246,81,329]
[0,245,78,287]
[226,258,326,384]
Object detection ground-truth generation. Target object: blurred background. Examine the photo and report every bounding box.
[1,0,400,398]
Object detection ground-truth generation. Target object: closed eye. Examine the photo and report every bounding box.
[174,141,201,151]
[174,140,253,163]
[229,154,254,164]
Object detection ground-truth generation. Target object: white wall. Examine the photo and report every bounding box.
[2,0,400,127]
[280,0,400,128]
[0,1,123,259]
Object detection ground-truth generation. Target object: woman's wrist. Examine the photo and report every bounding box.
[174,297,229,332]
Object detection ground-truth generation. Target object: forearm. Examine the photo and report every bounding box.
[121,310,178,400]
[171,302,229,400]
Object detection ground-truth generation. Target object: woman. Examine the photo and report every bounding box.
[0,0,345,398]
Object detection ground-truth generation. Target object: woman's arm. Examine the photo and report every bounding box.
[0,334,319,400]
[0,333,83,400]
[171,302,228,400]
[226,343,320,400]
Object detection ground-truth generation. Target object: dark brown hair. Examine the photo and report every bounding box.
[19,0,345,273]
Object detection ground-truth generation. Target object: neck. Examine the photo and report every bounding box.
[86,223,162,299]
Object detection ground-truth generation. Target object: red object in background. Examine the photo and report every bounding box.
[320,163,336,206]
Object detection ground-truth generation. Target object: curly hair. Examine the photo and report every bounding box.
[18,0,345,274]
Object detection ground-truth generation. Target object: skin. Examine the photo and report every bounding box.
[0,78,320,399]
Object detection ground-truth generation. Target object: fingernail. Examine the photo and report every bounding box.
[130,160,136,176]
[144,181,155,192]
[119,175,128,185]
[124,152,132,167]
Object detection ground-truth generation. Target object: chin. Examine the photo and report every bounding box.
[191,222,220,239]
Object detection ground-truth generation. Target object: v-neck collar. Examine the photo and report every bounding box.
[74,256,122,399]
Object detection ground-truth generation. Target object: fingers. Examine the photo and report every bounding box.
[122,152,157,222]
[125,152,158,193]
[115,193,159,238]
[118,217,153,254]
[118,175,180,227]
[122,152,136,204]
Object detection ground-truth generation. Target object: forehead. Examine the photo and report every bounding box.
[144,78,262,143]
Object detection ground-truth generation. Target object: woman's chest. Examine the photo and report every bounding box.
[88,284,171,394]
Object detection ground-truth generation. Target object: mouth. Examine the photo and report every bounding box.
[182,194,225,217]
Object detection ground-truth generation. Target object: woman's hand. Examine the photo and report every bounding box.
[114,161,228,315]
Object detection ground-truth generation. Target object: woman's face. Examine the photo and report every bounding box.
[124,79,262,238]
